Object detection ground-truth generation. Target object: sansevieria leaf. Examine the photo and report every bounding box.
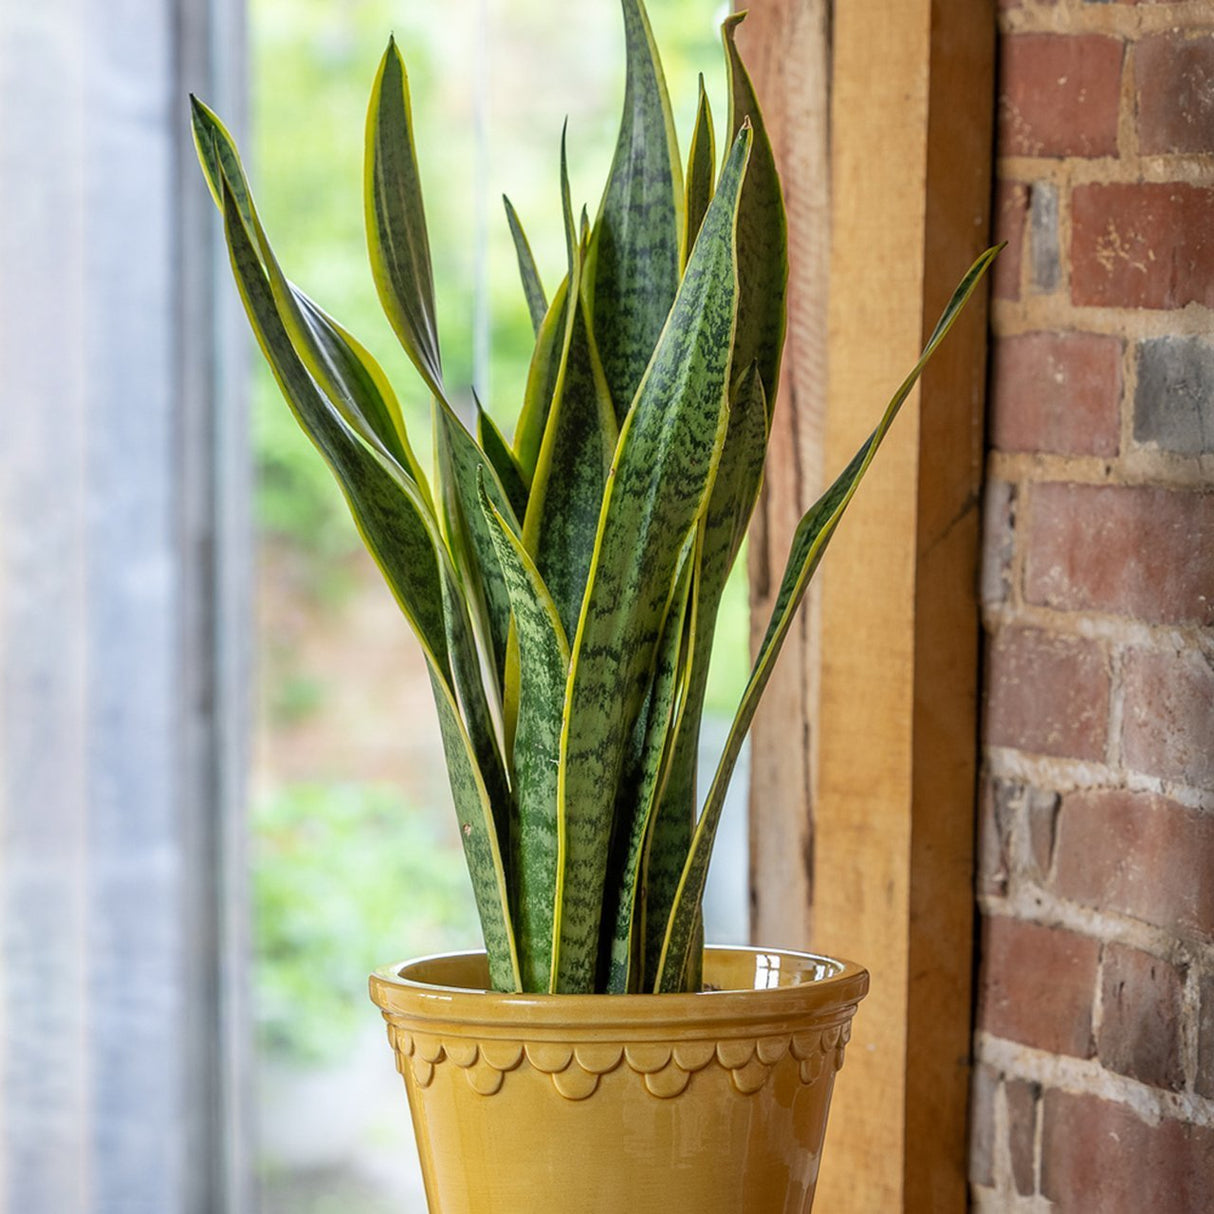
[655,244,1003,992]
[587,0,684,424]
[503,195,548,335]
[366,36,444,398]
[479,476,569,992]
[217,174,520,991]
[683,75,716,268]
[551,125,753,993]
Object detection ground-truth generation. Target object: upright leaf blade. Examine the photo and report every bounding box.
[503,195,548,335]
[476,393,529,520]
[683,75,716,269]
[479,478,570,992]
[551,127,753,992]
[586,0,684,425]
[723,12,787,416]
[366,36,444,397]
[655,245,1003,992]
[513,274,571,480]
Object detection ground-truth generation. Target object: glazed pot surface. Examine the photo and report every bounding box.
[370,946,867,1214]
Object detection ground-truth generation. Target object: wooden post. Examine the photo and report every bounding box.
[744,2,996,1209]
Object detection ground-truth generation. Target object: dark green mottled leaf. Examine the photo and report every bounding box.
[642,364,766,989]
[723,12,786,416]
[503,195,547,335]
[513,274,571,480]
[218,175,519,989]
[551,127,752,993]
[683,75,715,269]
[365,37,444,397]
[602,542,694,993]
[586,0,684,424]
[522,252,617,640]
[479,476,569,992]
[476,392,529,520]
[655,245,1003,992]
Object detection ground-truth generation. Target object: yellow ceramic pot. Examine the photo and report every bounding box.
[369,946,867,1214]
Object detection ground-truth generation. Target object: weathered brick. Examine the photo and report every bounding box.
[977,776,1011,898]
[992,180,1028,301]
[989,332,1122,457]
[978,916,1099,1057]
[981,480,1016,607]
[1099,943,1186,1091]
[1041,1091,1214,1211]
[1029,182,1061,293]
[1137,33,1214,156]
[999,35,1123,158]
[1199,971,1214,1099]
[1135,336,1214,456]
[1122,644,1214,788]
[1072,183,1214,310]
[985,626,1110,761]
[1006,1078,1040,1196]
[1024,484,1214,627]
[1052,789,1214,942]
[969,1062,999,1188]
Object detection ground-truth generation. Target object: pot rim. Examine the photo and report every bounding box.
[369,945,868,1033]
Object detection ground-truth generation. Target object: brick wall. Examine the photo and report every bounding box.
[973,1,1214,1209]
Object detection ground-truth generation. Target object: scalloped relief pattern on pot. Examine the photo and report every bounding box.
[381,1016,853,1101]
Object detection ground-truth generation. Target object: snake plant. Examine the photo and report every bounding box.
[191,1,997,996]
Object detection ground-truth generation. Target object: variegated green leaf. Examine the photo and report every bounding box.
[654,244,1003,992]
[435,400,520,690]
[503,195,547,335]
[723,12,786,415]
[586,0,684,425]
[366,36,444,398]
[513,273,571,480]
[478,476,569,992]
[522,247,617,640]
[602,541,695,993]
[642,363,766,989]
[218,174,520,989]
[683,74,716,269]
[551,126,753,993]
[476,393,529,520]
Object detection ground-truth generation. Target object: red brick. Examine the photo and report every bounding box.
[1072,183,1214,310]
[1052,789,1214,942]
[1006,1078,1040,1195]
[1041,1091,1214,1212]
[992,180,1028,301]
[978,916,1099,1057]
[985,626,1110,761]
[1137,33,1214,156]
[1024,484,1214,627]
[989,332,1122,457]
[999,35,1123,158]
[977,776,1011,898]
[1122,645,1214,788]
[1099,943,1186,1091]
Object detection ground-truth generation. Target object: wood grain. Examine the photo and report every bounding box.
[742,1,996,1210]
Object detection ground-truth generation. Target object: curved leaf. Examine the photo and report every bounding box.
[654,244,1003,992]
[503,195,547,335]
[513,273,571,480]
[683,75,716,269]
[365,36,444,397]
[476,392,529,520]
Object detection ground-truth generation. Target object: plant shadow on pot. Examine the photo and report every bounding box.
[370,946,868,1214]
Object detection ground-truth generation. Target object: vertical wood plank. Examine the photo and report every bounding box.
[741,0,831,952]
[744,1,995,1210]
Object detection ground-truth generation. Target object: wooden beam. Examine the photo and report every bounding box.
[745,2,996,1210]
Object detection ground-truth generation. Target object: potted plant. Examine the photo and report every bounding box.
[191,3,997,1210]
